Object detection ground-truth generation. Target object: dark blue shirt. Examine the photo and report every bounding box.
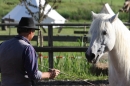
[15,35,42,80]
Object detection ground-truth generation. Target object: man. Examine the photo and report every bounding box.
[0,17,60,86]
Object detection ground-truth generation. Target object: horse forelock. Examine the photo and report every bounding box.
[89,14,112,39]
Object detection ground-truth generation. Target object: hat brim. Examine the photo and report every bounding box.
[16,26,40,30]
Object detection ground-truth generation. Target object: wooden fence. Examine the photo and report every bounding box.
[0,23,130,68]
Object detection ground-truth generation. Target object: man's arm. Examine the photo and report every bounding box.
[23,45,42,80]
[23,45,60,80]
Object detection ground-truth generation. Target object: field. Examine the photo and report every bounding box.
[0,0,129,22]
[0,0,128,84]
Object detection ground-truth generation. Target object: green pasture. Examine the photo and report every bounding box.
[0,0,129,22]
[39,55,108,80]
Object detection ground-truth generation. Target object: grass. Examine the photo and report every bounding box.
[0,0,129,22]
[38,53,108,80]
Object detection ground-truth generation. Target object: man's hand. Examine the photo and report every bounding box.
[49,69,60,79]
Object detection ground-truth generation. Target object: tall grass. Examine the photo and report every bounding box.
[38,54,108,80]
[37,38,108,80]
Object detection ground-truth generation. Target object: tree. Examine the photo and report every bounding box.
[19,0,61,32]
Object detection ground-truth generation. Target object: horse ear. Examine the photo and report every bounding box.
[91,11,97,20]
[109,12,119,23]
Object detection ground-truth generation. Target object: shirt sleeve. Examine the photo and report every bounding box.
[23,45,42,80]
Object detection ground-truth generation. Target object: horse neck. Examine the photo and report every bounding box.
[109,20,130,78]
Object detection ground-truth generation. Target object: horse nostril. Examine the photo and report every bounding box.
[90,53,95,59]
[85,52,95,62]
[98,50,101,52]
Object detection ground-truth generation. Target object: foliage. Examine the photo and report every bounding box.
[0,0,129,22]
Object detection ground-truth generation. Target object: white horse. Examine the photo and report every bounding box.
[86,12,130,86]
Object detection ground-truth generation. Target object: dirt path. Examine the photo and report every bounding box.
[36,80,109,86]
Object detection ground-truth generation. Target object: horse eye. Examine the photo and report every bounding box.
[102,31,107,35]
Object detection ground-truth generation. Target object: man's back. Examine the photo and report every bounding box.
[0,38,31,86]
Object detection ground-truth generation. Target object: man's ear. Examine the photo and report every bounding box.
[28,30,32,34]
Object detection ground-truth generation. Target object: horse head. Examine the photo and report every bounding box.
[86,11,119,64]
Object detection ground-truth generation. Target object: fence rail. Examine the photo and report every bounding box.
[0,35,87,42]
[0,23,130,68]
[0,23,91,26]
[0,22,130,26]
[34,46,87,52]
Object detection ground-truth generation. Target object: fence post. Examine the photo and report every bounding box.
[39,30,44,70]
[1,19,7,30]
[48,25,53,69]
[37,30,40,47]
[83,22,87,46]
[9,15,11,35]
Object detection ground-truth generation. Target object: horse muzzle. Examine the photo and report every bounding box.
[85,51,95,63]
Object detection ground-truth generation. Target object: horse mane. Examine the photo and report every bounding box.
[112,17,130,79]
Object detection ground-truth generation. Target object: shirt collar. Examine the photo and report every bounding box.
[15,35,30,44]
